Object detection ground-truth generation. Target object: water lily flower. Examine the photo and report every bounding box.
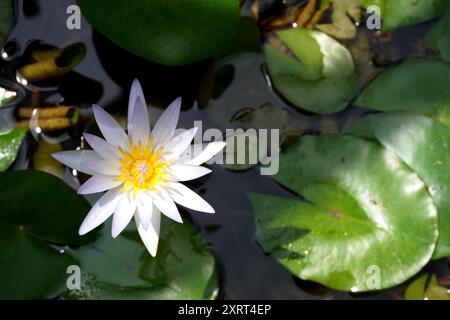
[52,80,225,256]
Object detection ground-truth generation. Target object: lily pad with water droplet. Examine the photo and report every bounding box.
[347,112,450,259]
[0,170,95,299]
[265,28,357,114]
[63,217,218,299]
[250,135,438,291]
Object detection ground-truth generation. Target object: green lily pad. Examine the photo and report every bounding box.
[347,112,450,259]
[63,217,218,299]
[0,0,12,43]
[425,6,450,63]
[0,127,27,171]
[250,135,438,291]
[77,0,239,66]
[0,170,95,299]
[265,29,357,114]
[0,86,17,106]
[361,0,448,33]
[355,58,450,126]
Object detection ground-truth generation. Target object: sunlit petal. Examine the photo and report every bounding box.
[78,175,123,195]
[112,195,137,238]
[152,97,181,148]
[168,164,211,181]
[168,182,215,213]
[135,209,161,257]
[83,133,121,160]
[153,188,183,223]
[52,150,101,175]
[92,104,128,149]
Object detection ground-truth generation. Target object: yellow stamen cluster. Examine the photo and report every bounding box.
[118,139,169,193]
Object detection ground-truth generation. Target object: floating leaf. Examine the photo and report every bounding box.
[348,113,450,259]
[265,28,357,114]
[355,58,450,126]
[0,170,95,299]
[251,135,438,291]
[425,6,450,62]
[63,218,218,299]
[0,86,17,106]
[77,0,239,66]
[0,0,12,43]
[361,0,448,33]
[0,127,27,171]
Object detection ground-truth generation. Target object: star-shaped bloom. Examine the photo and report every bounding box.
[53,80,225,256]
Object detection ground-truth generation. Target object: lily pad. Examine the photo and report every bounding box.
[0,86,17,106]
[355,58,450,126]
[265,28,357,114]
[425,6,450,63]
[63,217,218,299]
[361,0,448,33]
[0,0,12,43]
[250,135,438,291]
[0,170,95,299]
[77,0,239,66]
[348,113,450,259]
[0,127,27,171]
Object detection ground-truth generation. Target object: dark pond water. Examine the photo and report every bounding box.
[0,0,448,299]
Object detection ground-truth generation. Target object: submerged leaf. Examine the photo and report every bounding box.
[316,0,362,39]
[425,6,450,63]
[251,135,438,291]
[405,274,449,300]
[0,0,12,43]
[265,28,357,114]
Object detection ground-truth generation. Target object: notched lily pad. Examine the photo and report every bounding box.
[63,218,218,300]
[251,135,438,291]
[265,28,357,114]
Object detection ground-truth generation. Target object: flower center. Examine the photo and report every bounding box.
[118,140,168,193]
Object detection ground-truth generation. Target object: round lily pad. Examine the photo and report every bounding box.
[77,0,239,66]
[0,170,95,299]
[348,112,450,259]
[250,135,438,291]
[63,217,218,299]
[265,28,357,114]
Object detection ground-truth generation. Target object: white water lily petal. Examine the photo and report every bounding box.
[137,193,154,230]
[83,133,120,160]
[168,164,211,181]
[152,97,181,147]
[128,79,145,126]
[163,127,198,160]
[135,209,161,257]
[112,195,137,238]
[168,182,215,213]
[82,159,121,176]
[78,175,123,195]
[79,188,122,235]
[153,188,183,223]
[92,104,128,149]
[184,141,226,166]
[52,150,102,175]
[128,95,150,145]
